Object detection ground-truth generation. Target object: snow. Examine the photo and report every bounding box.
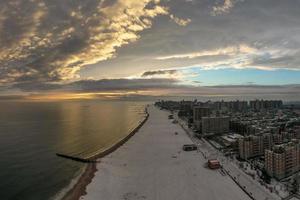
[81,105,251,200]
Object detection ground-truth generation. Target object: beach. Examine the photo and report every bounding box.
[77,105,251,200]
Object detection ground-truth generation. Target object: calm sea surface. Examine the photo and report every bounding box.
[0,100,147,200]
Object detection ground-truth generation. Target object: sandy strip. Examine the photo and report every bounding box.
[62,163,97,200]
[81,105,251,200]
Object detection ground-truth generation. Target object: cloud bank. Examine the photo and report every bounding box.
[0,0,181,85]
[141,69,178,77]
[4,78,299,102]
[0,0,299,99]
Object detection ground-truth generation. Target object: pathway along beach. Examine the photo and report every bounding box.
[79,105,251,200]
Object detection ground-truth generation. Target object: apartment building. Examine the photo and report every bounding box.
[193,107,211,130]
[201,116,230,135]
[265,140,300,179]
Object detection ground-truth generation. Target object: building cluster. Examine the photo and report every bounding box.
[250,100,283,111]
[238,131,300,160]
[191,106,230,135]
[156,100,231,135]
[235,109,300,179]
[156,99,283,113]
[213,100,248,112]
[156,99,284,137]
[155,99,300,180]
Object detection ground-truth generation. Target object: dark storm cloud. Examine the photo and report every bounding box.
[66,78,180,92]
[12,81,63,92]
[12,78,180,92]
[141,69,178,77]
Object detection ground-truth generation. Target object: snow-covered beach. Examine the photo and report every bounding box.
[81,105,251,200]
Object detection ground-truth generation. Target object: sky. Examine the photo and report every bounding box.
[0,0,300,100]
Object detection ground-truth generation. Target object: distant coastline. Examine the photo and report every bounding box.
[61,106,150,200]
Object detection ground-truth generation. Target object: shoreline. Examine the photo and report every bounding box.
[62,163,97,200]
[61,106,150,200]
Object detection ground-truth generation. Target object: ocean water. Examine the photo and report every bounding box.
[0,100,147,200]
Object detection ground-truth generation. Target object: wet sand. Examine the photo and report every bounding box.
[62,163,97,200]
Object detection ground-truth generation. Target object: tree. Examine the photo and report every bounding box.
[291,175,300,194]
[261,168,271,184]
